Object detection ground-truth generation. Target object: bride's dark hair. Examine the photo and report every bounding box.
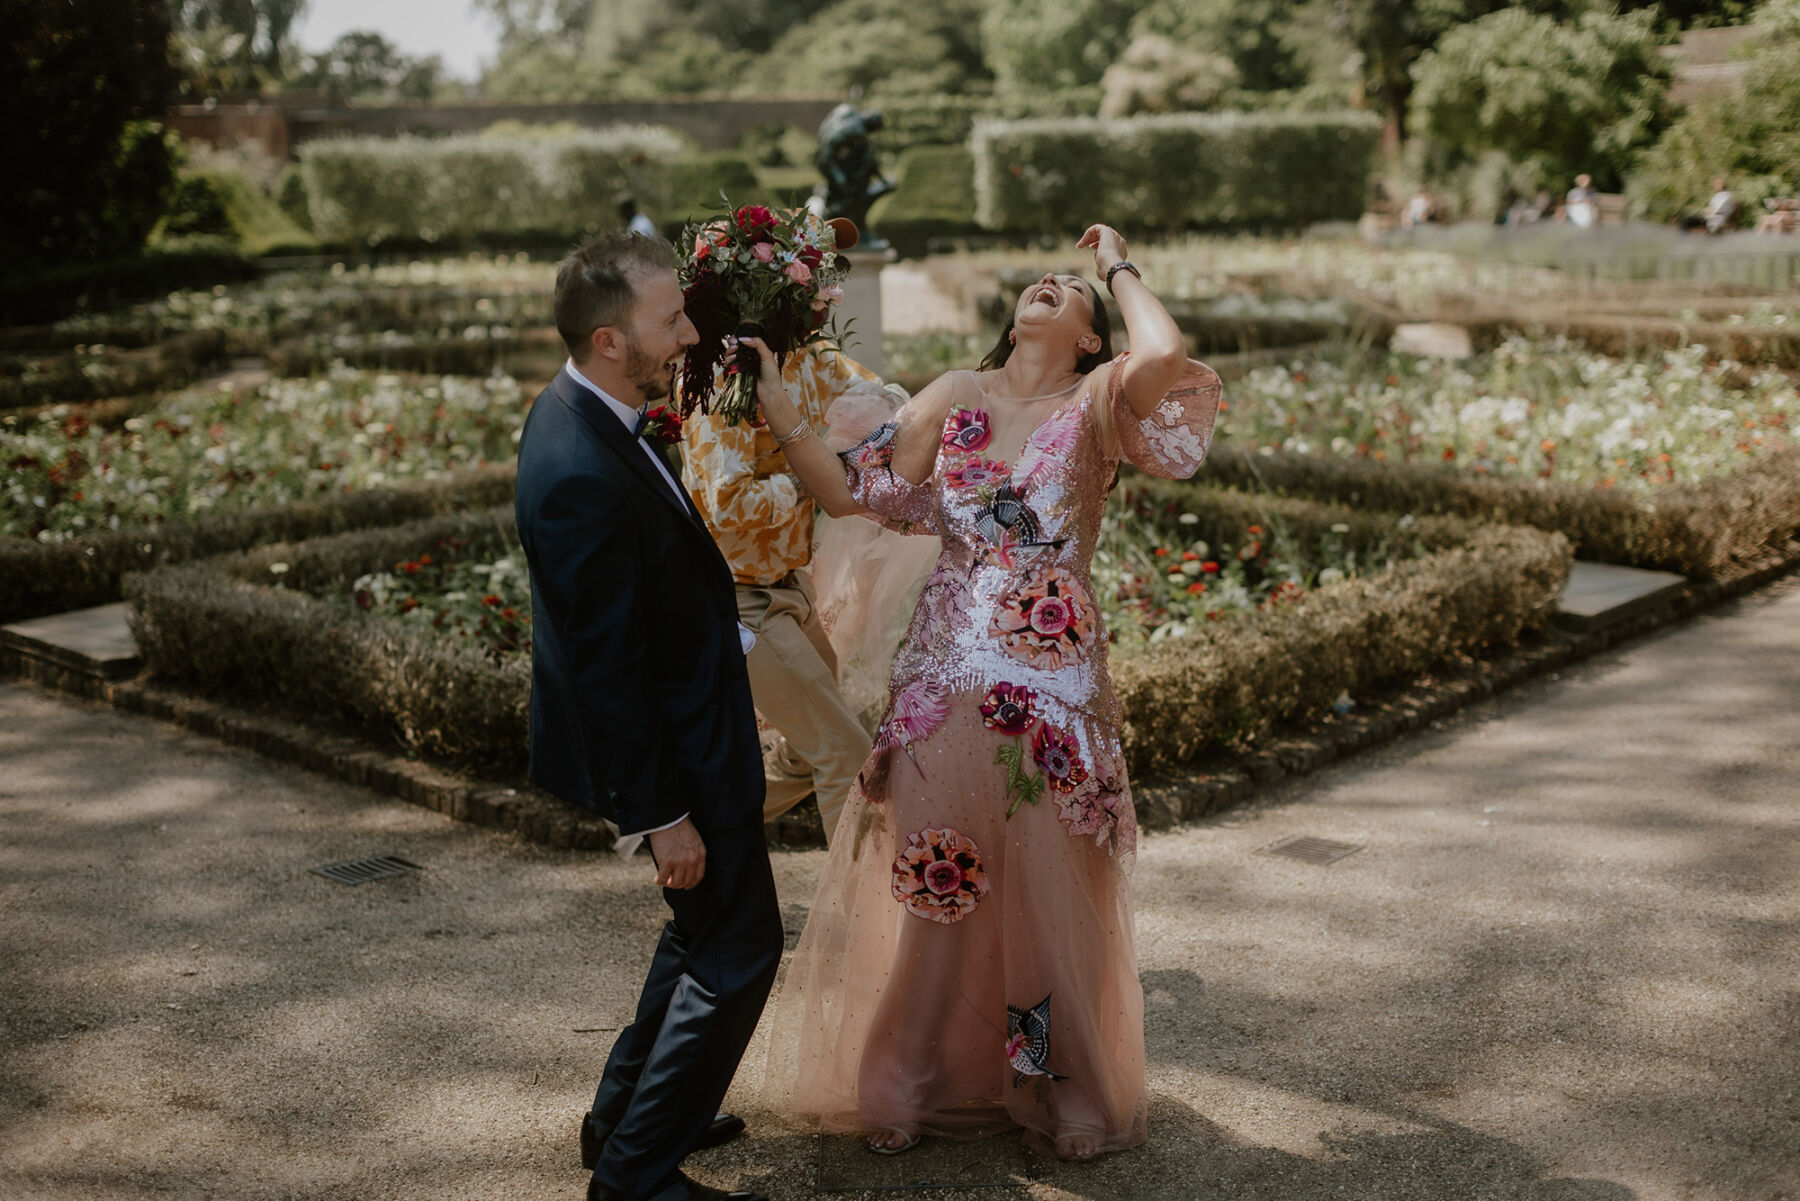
[977,281,1114,375]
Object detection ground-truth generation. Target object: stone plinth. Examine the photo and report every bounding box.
[839,246,897,378]
[2,603,140,682]
[1557,561,1689,631]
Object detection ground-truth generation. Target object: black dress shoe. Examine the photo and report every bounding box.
[580,1112,749,1170]
[587,1169,769,1201]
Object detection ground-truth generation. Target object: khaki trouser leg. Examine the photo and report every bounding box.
[737,573,870,843]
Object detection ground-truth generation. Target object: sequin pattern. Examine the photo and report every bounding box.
[844,354,1223,857]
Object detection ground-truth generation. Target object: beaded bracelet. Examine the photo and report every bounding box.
[1104,260,1141,291]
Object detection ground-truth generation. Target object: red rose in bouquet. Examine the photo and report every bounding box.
[678,201,853,426]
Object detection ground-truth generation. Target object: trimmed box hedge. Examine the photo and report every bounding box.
[1112,494,1571,769]
[1200,441,1800,579]
[127,508,527,777]
[124,487,1568,782]
[972,111,1381,235]
[301,127,688,246]
[1460,311,1800,371]
[1,464,517,626]
[0,330,227,412]
[865,146,980,258]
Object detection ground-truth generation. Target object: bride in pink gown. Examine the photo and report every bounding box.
[738,224,1220,1161]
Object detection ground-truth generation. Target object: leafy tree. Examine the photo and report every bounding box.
[1,0,179,265]
[981,0,1137,94]
[1128,0,1309,93]
[741,0,989,98]
[168,0,306,96]
[1628,0,1800,218]
[290,30,447,100]
[1409,7,1671,191]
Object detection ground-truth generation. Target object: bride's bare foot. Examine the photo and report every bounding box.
[868,1128,921,1155]
[1055,1130,1103,1161]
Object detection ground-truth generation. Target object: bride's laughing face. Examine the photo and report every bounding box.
[1012,273,1099,349]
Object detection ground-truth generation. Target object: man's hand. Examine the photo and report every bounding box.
[648,817,706,890]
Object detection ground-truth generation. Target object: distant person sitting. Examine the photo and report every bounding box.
[1565,174,1597,229]
[618,197,657,239]
[1680,177,1741,234]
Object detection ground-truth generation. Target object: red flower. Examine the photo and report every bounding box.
[797,245,823,269]
[735,204,776,240]
[1153,547,1169,557]
[979,682,1037,735]
[1181,551,1199,561]
[1202,560,1220,574]
[1186,582,1207,595]
[1031,723,1089,794]
[500,607,517,620]
[482,594,502,606]
[398,597,420,613]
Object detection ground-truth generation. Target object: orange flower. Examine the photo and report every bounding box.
[891,827,989,925]
[1186,582,1207,595]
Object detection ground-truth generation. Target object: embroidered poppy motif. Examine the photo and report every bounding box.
[943,407,992,452]
[891,827,990,924]
[1031,722,1090,794]
[979,682,1038,736]
[947,457,1009,489]
[991,567,1096,670]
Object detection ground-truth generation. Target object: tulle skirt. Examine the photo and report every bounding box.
[758,699,1147,1155]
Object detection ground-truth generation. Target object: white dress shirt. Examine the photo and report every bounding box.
[564,361,755,843]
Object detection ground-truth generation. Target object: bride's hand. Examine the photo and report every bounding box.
[726,334,798,428]
[1076,223,1128,274]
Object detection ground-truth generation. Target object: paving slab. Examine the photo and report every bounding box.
[1,603,139,680]
[1557,562,1690,631]
[1,574,1797,1201]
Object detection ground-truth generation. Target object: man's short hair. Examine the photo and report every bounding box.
[553,231,680,359]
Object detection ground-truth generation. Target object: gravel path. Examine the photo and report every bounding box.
[2,576,1796,1201]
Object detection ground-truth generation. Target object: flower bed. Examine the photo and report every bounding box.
[125,489,1569,781]
[1203,339,1800,576]
[0,364,526,623]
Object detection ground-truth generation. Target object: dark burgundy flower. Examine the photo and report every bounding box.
[1031,723,1089,794]
[980,682,1037,735]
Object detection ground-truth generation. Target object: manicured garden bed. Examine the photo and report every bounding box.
[125,487,1570,779]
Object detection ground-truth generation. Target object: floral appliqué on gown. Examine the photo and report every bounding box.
[760,353,1221,1154]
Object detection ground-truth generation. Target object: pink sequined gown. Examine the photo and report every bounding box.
[759,354,1221,1154]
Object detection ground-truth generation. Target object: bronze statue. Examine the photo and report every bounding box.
[815,103,894,249]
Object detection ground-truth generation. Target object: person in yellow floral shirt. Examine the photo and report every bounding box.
[682,343,886,842]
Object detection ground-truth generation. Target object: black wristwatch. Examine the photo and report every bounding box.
[1104,260,1141,291]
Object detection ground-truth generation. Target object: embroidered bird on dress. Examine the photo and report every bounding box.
[842,421,899,477]
[1005,993,1067,1086]
[975,482,1043,545]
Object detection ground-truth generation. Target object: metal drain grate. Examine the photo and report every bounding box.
[1259,835,1363,866]
[310,854,423,885]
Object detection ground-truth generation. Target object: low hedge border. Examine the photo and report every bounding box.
[1459,312,1800,369]
[0,329,228,412]
[267,328,564,378]
[0,464,518,626]
[123,489,1567,783]
[1200,441,1800,579]
[16,536,1792,853]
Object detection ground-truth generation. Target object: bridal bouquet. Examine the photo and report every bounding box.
[678,202,851,426]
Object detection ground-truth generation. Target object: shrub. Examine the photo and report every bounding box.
[0,328,225,411]
[162,175,233,239]
[971,111,1380,235]
[0,247,256,327]
[872,96,994,154]
[127,508,530,777]
[1113,522,1570,769]
[123,485,1568,781]
[275,165,312,233]
[301,126,687,246]
[865,146,980,257]
[652,152,766,231]
[0,464,517,625]
[197,168,317,257]
[1199,441,1800,579]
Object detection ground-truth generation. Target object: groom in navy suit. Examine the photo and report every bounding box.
[514,231,781,1201]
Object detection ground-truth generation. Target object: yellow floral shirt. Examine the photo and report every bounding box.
[682,345,882,587]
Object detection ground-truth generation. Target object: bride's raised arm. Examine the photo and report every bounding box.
[741,334,952,527]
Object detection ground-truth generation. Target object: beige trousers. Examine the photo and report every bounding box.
[736,571,870,843]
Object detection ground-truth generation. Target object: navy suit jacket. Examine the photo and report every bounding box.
[514,368,764,835]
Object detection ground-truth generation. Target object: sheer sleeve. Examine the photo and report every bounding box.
[839,391,945,536]
[1107,352,1222,479]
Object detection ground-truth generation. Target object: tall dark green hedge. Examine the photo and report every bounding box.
[972,110,1381,234]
